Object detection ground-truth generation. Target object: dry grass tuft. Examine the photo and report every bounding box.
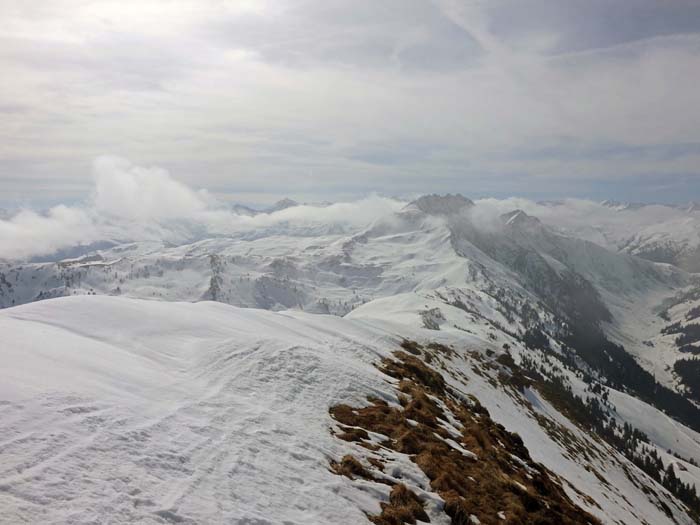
[370,484,431,525]
[336,425,370,442]
[400,339,424,356]
[382,352,446,394]
[329,347,602,525]
[426,342,455,356]
[330,454,371,480]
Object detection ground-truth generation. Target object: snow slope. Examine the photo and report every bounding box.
[0,295,696,524]
[0,296,396,524]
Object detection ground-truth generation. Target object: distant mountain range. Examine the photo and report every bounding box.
[4,194,700,523]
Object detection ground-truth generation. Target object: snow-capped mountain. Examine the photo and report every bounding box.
[533,200,700,272]
[229,203,258,216]
[4,194,700,523]
[227,198,300,216]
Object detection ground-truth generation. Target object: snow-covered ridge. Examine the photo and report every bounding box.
[1,296,695,524]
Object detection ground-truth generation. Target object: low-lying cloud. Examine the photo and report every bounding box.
[0,156,405,261]
[92,156,211,221]
[2,155,698,262]
[0,205,97,261]
[470,196,695,249]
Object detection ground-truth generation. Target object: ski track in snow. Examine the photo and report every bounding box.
[0,297,395,524]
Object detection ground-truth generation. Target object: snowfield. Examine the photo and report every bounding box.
[0,296,399,524]
[0,295,695,524]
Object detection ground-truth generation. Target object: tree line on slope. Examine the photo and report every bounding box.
[518,355,700,521]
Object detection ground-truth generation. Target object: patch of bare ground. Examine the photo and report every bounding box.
[329,342,601,525]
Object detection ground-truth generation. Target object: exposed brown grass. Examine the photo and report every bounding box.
[335,425,370,442]
[329,343,602,525]
[330,454,371,480]
[383,351,446,394]
[370,484,430,525]
[400,339,424,356]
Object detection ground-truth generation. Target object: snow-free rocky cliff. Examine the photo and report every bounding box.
[3,194,700,524]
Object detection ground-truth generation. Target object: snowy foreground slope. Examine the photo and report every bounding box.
[1,296,698,524]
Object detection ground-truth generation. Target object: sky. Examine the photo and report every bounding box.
[2,0,700,207]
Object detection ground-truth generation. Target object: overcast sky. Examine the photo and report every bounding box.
[2,0,700,207]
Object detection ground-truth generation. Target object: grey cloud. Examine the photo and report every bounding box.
[484,0,700,55]
[1,1,700,206]
[344,139,443,166]
[497,139,700,163]
[202,0,482,71]
[0,32,205,92]
[0,103,29,114]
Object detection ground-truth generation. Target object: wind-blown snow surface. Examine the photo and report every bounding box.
[0,298,387,523]
[0,296,695,524]
[1,297,404,524]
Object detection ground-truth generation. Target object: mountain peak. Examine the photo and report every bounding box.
[600,200,649,211]
[409,194,474,216]
[500,209,542,228]
[230,203,258,216]
[267,198,299,213]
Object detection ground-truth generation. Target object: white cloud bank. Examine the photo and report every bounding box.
[1,155,697,262]
[92,156,210,221]
[0,156,405,260]
[0,205,97,261]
